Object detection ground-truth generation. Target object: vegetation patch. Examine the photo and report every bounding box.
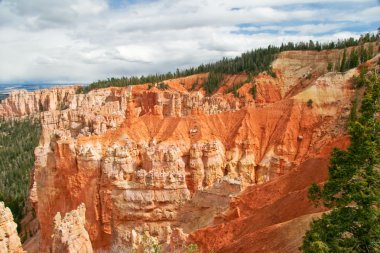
[204,71,224,95]
[301,71,380,252]
[157,82,169,90]
[250,85,257,99]
[77,33,379,94]
[307,99,313,108]
[225,82,245,97]
[0,118,40,229]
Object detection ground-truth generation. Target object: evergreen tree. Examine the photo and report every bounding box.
[340,49,347,72]
[368,44,374,59]
[204,71,224,95]
[0,119,40,229]
[348,49,359,69]
[327,62,333,72]
[360,46,369,63]
[250,84,257,99]
[301,72,380,253]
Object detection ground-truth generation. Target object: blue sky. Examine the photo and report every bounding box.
[0,0,378,84]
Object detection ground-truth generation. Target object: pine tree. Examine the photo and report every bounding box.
[340,49,347,72]
[348,49,359,69]
[301,72,380,253]
[0,119,41,228]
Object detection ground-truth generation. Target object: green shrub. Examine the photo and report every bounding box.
[187,243,199,253]
[307,99,313,108]
[327,62,333,72]
[267,68,277,78]
[250,85,257,99]
[158,82,169,90]
[353,66,368,88]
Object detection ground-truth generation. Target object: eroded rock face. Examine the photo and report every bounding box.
[4,47,375,252]
[0,87,78,117]
[33,77,354,251]
[31,82,353,251]
[0,202,23,253]
[51,204,93,253]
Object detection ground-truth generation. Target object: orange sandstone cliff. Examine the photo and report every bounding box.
[0,45,378,252]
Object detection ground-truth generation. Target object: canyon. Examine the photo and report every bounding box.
[0,44,379,253]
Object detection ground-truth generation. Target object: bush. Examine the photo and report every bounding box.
[353,66,368,88]
[267,68,277,78]
[307,99,313,108]
[187,243,199,253]
[250,85,257,99]
[327,62,333,72]
[158,82,169,90]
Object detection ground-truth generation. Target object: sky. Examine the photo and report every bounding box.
[0,0,379,84]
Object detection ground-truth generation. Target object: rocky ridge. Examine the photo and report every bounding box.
[0,44,378,252]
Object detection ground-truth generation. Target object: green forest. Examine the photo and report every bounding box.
[77,32,379,94]
[302,68,380,252]
[0,119,40,228]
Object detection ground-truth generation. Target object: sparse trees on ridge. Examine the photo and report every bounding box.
[77,32,379,95]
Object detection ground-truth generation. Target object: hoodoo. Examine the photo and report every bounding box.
[0,41,378,252]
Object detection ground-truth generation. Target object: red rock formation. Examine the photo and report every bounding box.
[31,75,354,251]
[188,155,346,252]
[0,46,376,252]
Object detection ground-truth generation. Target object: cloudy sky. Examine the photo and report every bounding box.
[0,0,379,84]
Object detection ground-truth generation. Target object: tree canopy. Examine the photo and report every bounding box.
[0,119,40,229]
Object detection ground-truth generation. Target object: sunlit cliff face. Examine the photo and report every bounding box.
[1,45,378,253]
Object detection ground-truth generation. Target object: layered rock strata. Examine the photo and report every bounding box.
[51,204,93,253]
[4,47,376,252]
[31,71,356,252]
[0,202,23,253]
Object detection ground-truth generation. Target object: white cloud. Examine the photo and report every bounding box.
[0,0,378,83]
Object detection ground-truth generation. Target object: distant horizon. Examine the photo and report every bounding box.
[0,82,87,86]
[0,83,84,96]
